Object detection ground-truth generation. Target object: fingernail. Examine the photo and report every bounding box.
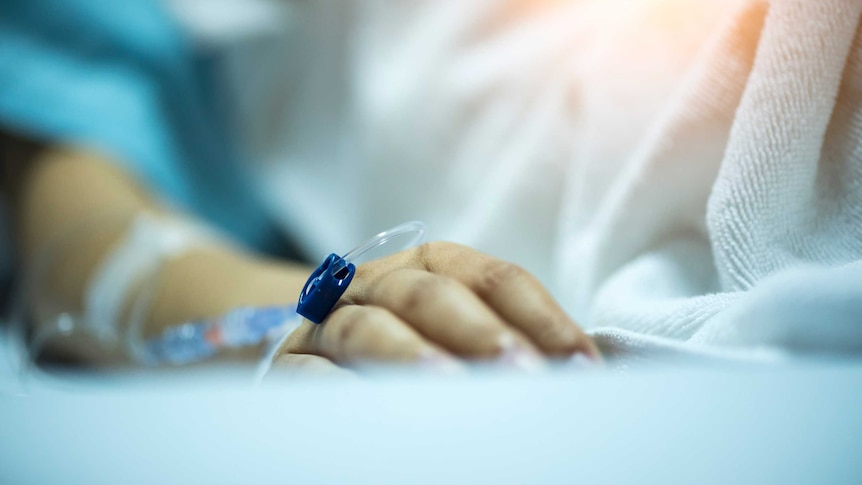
[496,334,546,372]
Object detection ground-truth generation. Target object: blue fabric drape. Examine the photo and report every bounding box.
[0,0,280,251]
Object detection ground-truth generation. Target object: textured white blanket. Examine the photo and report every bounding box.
[566,0,862,362]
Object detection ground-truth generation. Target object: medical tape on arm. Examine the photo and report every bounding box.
[84,212,217,345]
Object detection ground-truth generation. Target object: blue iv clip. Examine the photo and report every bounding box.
[297,253,356,324]
[295,221,426,324]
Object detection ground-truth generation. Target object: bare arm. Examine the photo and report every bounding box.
[3,136,310,364]
[2,133,599,370]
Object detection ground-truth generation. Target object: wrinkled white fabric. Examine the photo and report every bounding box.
[171,0,862,362]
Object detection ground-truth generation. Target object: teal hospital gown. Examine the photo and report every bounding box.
[0,0,287,254]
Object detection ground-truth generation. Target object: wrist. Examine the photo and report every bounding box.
[136,246,310,339]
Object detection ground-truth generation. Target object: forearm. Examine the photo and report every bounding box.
[7,141,310,363]
[3,136,599,371]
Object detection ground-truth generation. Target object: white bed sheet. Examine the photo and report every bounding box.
[1,362,860,485]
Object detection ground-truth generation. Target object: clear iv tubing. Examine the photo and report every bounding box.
[332,220,426,272]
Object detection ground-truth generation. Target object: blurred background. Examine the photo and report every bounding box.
[2,0,862,482]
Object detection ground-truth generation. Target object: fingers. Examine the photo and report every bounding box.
[278,305,458,368]
[365,268,543,364]
[282,240,600,370]
[418,243,601,360]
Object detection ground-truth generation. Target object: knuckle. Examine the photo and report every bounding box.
[413,241,464,270]
[417,240,452,255]
[413,242,436,270]
[400,272,451,310]
[375,267,411,289]
[375,269,455,310]
[475,261,528,298]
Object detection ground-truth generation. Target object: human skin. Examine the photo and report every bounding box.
[2,136,599,371]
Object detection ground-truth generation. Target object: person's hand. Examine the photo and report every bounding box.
[272,242,600,372]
